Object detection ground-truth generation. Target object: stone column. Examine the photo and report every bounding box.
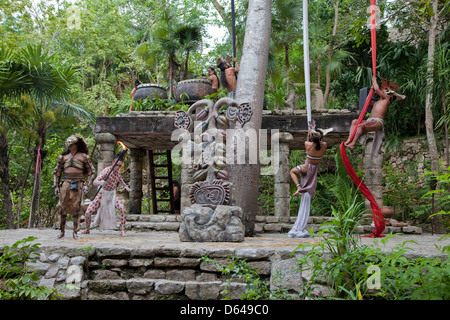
[95,133,116,173]
[273,132,293,217]
[364,133,384,212]
[180,161,194,213]
[129,148,144,215]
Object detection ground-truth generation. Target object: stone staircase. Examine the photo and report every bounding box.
[125,214,422,235]
[125,214,333,234]
[77,237,303,300]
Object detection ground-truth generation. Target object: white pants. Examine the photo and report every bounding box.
[288,192,311,238]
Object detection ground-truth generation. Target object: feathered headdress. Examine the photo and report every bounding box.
[309,120,333,138]
[381,78,406,101]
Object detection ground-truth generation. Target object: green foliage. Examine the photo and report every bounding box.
[383,161,430,221]
[295,217,450,300]
[0,237,58,300]
[422,165,450,229]
[199,255,289,300]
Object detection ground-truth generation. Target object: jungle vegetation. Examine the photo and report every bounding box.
[0,0,448,230]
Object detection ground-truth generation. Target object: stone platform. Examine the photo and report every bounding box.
[0,224,447,301]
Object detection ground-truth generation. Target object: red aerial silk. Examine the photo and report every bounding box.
[340,0,385,238]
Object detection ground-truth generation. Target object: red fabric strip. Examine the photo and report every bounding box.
[340,0,385,238]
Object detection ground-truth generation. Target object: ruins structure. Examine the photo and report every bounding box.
[94,108,383,235]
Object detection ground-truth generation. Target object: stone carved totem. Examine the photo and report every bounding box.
[174,98,252,242]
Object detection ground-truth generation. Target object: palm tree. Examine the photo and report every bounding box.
[0,46,27,229]
[271,0,302,95]
[135,7,203,95]
[135,8,180,97]
[19,44,93,227]
[0,44,93,228]
[175,24,203,80]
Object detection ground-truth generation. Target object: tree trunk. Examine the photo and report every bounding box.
[29,123,48,228]
[211,0,233,39]
[285,44,290,95]
[425,0,443,233]
[324,0,340,104]
[230,0,271,236]
[0,131,15,229]
[168,54,176,98]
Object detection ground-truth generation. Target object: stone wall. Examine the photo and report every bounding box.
[383,137,448,175]
[26,244,312,300]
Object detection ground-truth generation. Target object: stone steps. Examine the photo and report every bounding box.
[125,214,332,234]
[79,244,295,300]
[87,278,247,300]
[125,214,422,235]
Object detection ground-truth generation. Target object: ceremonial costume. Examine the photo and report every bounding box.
[288,161,320,238]
[288,123,332,239]
[53,136,94,239]
[81,164,130,236]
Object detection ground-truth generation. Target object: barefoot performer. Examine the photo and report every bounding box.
[53,136,94,239]
[344,76,405,155]
[288,121,332,238]
[81,148,131,237]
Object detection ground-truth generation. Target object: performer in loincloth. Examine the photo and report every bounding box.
[288,122,332,238]
[53,135,94,239]
[80,157,131,237]
[345,76,405,155]
[217,56,239,99]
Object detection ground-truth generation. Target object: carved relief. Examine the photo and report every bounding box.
[173,98,253,205]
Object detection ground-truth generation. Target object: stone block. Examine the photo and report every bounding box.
[264,224,282,232]
[166,269,196,282]
[270,258,303,293]
[127,279,154,295]
[155,280,185,295]
[88,280,112,293]
[90,269,121,280]
[131,248,155,258]
[102,259,128,268]
[143,269,166,279]
[87,291,129,300]
[129,258,153,268]
[266,216,279,223]
[70,256,86,266]
[179,204,245,242]
[219,282,246,300]
[402,226,422,234]
[235,248,270,261]
[248,261,272,275]
[185,281,221,300]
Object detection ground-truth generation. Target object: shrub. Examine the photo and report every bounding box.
[0,236,58,300]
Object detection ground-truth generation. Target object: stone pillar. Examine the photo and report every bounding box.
[95,133,116,173]
[364,133,384,212]
[273,132,293,217]
[180,161,194,213]
[129,148,144,215]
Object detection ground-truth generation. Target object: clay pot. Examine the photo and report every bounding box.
[381,206,394,218]
[175,79,214,104]
[133,84,168,101]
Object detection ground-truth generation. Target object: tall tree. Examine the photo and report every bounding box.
[271,0,302,95]
[231,0,271,236]
[15,44,93,227]
[324,0,340,103]
[423,0,445,233]
[0,47,27,229]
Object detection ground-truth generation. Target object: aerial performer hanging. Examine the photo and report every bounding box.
[340,0,405,238]
[288,1,333,238]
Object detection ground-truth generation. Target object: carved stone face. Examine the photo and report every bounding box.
[65,135,78,147]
